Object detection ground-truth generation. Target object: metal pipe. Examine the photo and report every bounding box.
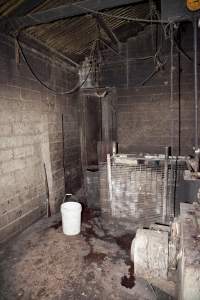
[170,23,174,155]
[194,16,198,150]
[169,24,174,219]
[107,153,113,213]
[162,146,169,223]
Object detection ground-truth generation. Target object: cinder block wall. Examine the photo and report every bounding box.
[102,23,200,156]
[0,34,81,242]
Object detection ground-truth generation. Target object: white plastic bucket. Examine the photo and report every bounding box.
[61,202,82,235]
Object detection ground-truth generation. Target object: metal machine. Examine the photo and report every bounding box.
[131,202,200,300]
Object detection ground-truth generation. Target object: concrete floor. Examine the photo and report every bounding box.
[0,208,172,300]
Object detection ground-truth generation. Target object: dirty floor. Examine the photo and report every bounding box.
[0,209,172,300]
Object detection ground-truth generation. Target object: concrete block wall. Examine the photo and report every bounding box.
[0,33,81,242]
[101,23,200,156]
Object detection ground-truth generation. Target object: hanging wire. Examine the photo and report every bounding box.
[16,31,97,95]
[72,2,168,24]
[91,10,168,89]
[139,17,169,86]
[12,3,173,93]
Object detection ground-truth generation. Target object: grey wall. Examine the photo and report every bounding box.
[85,96,101,165]
[102,23,200,156]
[0,33,81,242]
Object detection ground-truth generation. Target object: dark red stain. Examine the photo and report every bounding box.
[121,262,135,289]
[84,252,106,264]
[115,233,135,252]
[50,206,136,290]
[82,206,101,223]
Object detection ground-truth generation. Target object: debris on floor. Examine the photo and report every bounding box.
[0,208,173,300]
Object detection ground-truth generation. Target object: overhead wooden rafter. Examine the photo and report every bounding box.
[6,0,47,17]
[0,0,146,32]
[94,14,120,47]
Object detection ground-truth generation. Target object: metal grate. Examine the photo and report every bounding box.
[99,157,187,225]
[111,164,165,221]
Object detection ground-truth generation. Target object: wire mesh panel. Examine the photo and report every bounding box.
[99,156,187,226]
[110,164,165,223]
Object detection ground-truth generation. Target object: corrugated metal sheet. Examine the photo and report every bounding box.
[0,0,149,62]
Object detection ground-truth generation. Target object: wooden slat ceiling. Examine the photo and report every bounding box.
[0,0,150,62]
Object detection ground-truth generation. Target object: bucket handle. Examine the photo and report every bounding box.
[63,193,72,203]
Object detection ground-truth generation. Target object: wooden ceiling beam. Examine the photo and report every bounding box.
[0,0,146,32]
[7,0,47,17]
[94,14,120,47]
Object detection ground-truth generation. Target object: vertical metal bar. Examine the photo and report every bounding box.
[169,24,175,218]
[107,153,113,214]
[162,147,169,223]
[194,16,198,150]
[170,23,174,155]
[178,28,181,156]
